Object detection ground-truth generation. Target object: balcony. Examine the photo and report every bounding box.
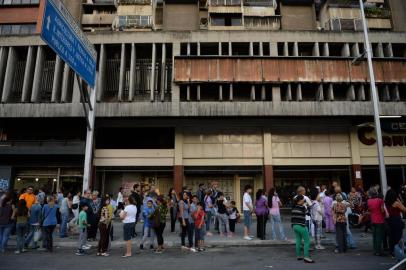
[243,0,276,7]
[82,14,116,25]
[112,15,152,30]
[209,0,241,6]
[244,16,280,30]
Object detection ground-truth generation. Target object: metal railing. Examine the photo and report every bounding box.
[210,0,241,6]
[10,60,25,102]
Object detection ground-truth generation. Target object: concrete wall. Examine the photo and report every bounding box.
[61,0,82,23]
[389,0,406,32]
[163,4,199,31]
[280,4,316,30]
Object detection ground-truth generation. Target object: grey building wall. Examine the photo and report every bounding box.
[163,4,200,31]
[389,0,406,32]
[280,4,317,31]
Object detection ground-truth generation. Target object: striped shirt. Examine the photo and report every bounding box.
[291,205,306,227]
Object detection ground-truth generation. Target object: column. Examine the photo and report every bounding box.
[249,42,253,56]
[313,42,320,57]
[150,43,156,102]
[229,83,233,101]
[71,73,82,104]
[272,85,281,102]
[392,85,400,102]
[251,85,255,101]
[129,43,136,101]
[322,43,329,56]
[171,42,181,116]
[219,84,223,101]
[174,128,184,194]
[295,83,302,101]
[197,42,200,56]
[376,43,384,58]
[186,85,190,101]
[197,84,200,101]
[341,43,350,57]
[96,44,106,102]
[61,63,70,103]
[317,84,324,101]
[0,47,8,96]
[261,85,266,101]
[22,46,35,102]
[357,84,366,101]
[286,83,292,101]
[263,130,274,191]
[228,42,232,56]
[187,43,191,56]
[218,42,222,56]
[259,42,263,56]
[269,42,278,56]
[283,42,289,56]
[293,42,299,56]
[351,43,360,57]
[347,84,356,101]
[382,85,390,101]
[31,46,44,102]
[327,83,334,101]
[1,47,16,103]
[160,43,166,101]
[118,43,126,101]
[350,128,363,188]
[51,55,63,102]
[384,43,393,57]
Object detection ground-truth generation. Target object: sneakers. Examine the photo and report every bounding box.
[206,232,213,236]
[190,248,198,253]
[14,250,21,254]
[101,253,110,257]
[181,246,189,250]
[154,249,162,254]
[244,236,253,240]
[315,245,326,250]
[75,249,85,256]
[198,248,206,252]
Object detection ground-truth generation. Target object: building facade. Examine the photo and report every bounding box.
[0,0,406,208]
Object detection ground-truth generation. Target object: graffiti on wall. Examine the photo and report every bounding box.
[0,178,9,191]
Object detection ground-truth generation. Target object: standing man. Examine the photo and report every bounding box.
[19,186,36,209]
[130,183,143,236]
[243,185,254,240]
[196,184,205,203]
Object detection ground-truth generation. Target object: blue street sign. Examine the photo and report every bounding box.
[40,0,97,88]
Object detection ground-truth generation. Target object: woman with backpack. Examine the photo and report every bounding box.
[42,195,59,252]
[152,196,168,253]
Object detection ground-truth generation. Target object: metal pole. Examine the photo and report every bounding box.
[83,73,97,193]
[359,0,387,195]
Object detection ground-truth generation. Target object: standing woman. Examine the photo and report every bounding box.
[42,196,59,252]
[153,196,168,253]
[179,192,193,250]
[168,188,178,233]
[14,199,29,254]
[385,189,406,256]
[97,197,112,256]
[88,191,101,241]
[204,190,214,236]
[255,189,268,240]
[120,196,137,258]
[332,194,349,253]
[0,193,15,253]
[72,191,81,224]
[268,188,287,241]
[323,190,334,233]
[367,188,385,256]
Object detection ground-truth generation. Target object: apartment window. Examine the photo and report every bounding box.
[0,0,39,4]
[210,14,242,26]
[117,15,152,29]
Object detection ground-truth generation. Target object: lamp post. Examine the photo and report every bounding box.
[358,0,388,195]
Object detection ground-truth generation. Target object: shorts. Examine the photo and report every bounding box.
[123,222,135,241]
[195,228,205,241]
[243,210,252,227]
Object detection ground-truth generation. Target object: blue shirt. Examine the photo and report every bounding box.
[29,203,42,225]
[189,203,197,223]
[42,204,59,226]
[142,206,155,228]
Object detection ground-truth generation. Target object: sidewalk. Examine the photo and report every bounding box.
[7,216,373,249]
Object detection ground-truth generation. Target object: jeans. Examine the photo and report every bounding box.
[293,225,310,258]
[0,224,12,251]
[78,227,87,250]
[140,226,155,246]
[218,213,230,235]
[25,224,40,248]
[335,222,347,253]
[16,223,27,252]
[155,223,166,246]
[372,223,384,254]
[170,207,177,232]
[270,214,286,240]
[205,211,212,231]
[59,211,69,237]
[313,220,322,245]
[181,219,193,247]
[229,219,237,233]
[44,225,56,251]
[346,221,356,248]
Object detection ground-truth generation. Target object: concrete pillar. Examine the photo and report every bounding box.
[261,85,266,101]
[384,43,393,57]
[351,43,360,57]
[229,83,233,101]
[118,43,126,101]
[293,42,299,56]
[61,63,70,103]
[186,85,190,101]
[31,46,45,102]
[270,42,277,56]
[392,85,400,102]
[382,85,390,101]
[251,85,255,101]
[71,73,81,104]
[150,43,156,102]
[51,55,63,103]
[161,43,166,101]
[283,42,289,56]
[1,47,16,102]
[322,43,329,56]
[317,84,324,101]
[174,128,184,194]
[96,44,106,102]
[197,84,200,101]
[228,42,232,56]
[259,42,263,56]
[286,83,292,101]
[171,42,181,116]
[295,83,302,101]
[357,84,366,101]
[341,43,350,57]
[313,42,320,57]
[376,43,384,58]
[219,85,223,101]
[327,83,334,101]
[347,84,356,101]
[21,46,35,102]
[218,42,221,56]
[272,86,281,102]
[129,43,136,102]
[197,42,200,56]
[263,130,274,191]
[0,47,8,97]
[249,42,254,56]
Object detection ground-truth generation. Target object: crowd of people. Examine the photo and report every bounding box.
[1,180,406,264]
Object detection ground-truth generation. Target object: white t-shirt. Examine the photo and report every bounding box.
[123,204,137,224]
[243,192,253,211]
[117,192,123,203]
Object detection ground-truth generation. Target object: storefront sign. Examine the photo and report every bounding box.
[358,125,406,147]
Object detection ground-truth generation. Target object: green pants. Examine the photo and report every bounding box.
[293,224,310,258]
[372,223,384,254]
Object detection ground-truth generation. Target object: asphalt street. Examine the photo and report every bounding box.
[0,245,397,270]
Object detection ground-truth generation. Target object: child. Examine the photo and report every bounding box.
[193,202,206,251]
[140,200,155,250]
[76,204,89,256]
[291,195,314,263]
[311,190,325,250]
[228,201,239,235]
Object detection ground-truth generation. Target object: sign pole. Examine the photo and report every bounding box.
[82,73,97,193]
[359,0,388,195]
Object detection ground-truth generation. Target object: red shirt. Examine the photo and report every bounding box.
[193,209,205,229]
[368,198,385,224]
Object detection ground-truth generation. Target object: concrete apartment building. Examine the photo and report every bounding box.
[0,0,405,206]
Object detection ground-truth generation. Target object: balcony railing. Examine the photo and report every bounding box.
[244,16,280,30]
[244,0,276,7]
[328,18,362,31]
[113,15,152,30]
[116,0,152,5]
[210,0,241,6]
